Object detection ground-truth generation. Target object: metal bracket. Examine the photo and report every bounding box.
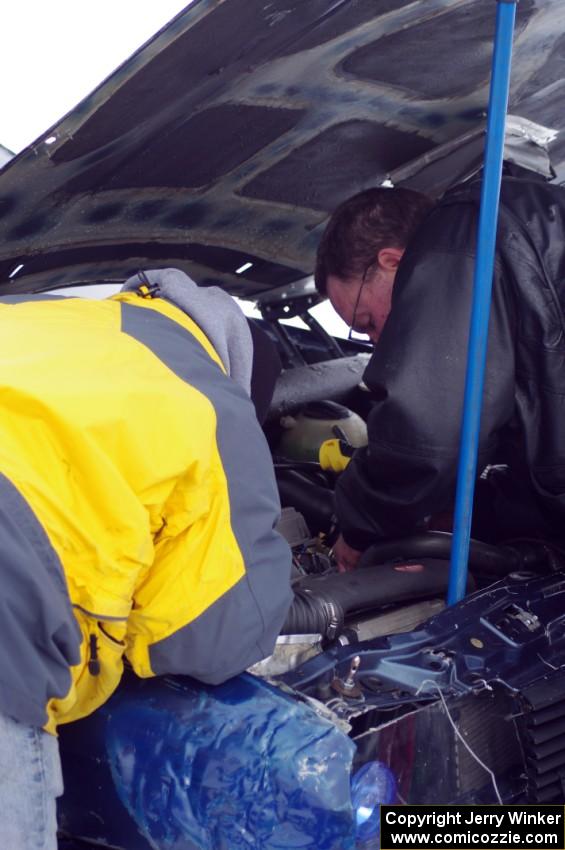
[331,655,363,699]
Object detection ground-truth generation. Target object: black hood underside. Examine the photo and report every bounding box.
[0,0,563,300]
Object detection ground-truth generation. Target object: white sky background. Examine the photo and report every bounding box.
[0,0,351,337]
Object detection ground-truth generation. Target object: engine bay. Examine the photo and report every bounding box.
[243,315,565,808]
[256,316,565,674]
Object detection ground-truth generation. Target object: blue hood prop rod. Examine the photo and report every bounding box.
[448,0,519,605]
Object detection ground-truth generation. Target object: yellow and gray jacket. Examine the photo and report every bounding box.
[0,286,292,733]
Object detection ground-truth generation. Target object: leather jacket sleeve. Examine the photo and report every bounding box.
[335,220,517,550]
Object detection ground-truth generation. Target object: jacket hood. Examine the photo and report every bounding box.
[122,268,253,394]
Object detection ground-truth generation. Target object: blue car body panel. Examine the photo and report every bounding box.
[58,673,356,850]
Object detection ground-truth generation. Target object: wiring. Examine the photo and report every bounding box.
[415,679,503,805]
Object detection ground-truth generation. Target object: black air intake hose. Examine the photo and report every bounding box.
[358,532,521,575]
[280,557,466,638]
[281,534,522,640]
[281,589,344,639]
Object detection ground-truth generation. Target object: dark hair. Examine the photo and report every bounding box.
[314,187,434,294]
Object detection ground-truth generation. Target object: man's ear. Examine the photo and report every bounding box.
[377,247,404,271]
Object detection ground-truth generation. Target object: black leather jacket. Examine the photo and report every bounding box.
[336,173,565,548]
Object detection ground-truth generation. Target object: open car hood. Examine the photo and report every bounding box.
[0,0,563,300]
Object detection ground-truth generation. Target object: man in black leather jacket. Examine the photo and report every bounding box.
[314,173,565,571]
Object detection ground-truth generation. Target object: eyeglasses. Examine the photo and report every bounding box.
[347,264,372,341]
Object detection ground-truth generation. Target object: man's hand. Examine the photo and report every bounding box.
[332,534,362,572]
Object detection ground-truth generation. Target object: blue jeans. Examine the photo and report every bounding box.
[0,712,62,849]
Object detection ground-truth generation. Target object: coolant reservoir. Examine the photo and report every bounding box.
[276,400,367,461]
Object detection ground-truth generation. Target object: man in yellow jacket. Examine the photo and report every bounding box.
[0,268,292,849]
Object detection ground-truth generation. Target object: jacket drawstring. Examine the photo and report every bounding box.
[88,634,100,676]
